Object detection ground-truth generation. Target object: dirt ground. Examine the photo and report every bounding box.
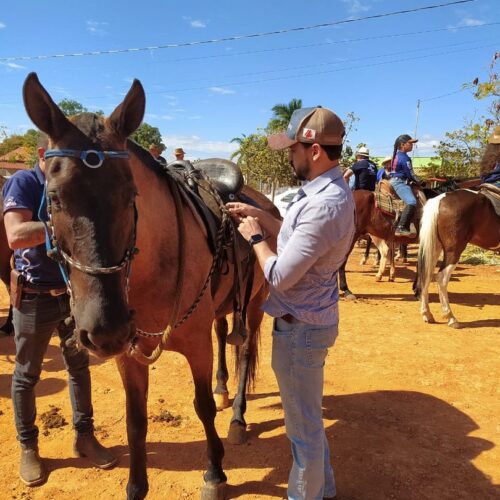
[0,246,498,500]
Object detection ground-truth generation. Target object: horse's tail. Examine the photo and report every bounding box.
[416,194,444,298]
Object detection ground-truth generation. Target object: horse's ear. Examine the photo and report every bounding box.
[23,72,70,141]
[108,79,145,139]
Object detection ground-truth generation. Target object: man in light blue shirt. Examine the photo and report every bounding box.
[228,106,355,500]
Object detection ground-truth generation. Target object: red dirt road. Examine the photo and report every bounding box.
[0,248,499,499]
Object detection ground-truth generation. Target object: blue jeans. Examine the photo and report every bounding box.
[389,177,417,206]
[12,293,94,444]
[272,317,338,500]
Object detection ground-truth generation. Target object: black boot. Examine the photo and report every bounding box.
[395,205,416,237]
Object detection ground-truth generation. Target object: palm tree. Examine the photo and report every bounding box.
[268,98,302,131]
[230,133,247,161]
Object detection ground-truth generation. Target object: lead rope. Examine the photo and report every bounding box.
[128,174,186,365]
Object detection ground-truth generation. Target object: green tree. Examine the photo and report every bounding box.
[339,112,360,171]
[58,99,88,116]
[130,123,165,151]
[268,98,302,131]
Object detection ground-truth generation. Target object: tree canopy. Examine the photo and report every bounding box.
[130,123,166,152]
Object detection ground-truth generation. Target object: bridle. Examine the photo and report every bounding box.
[39,148,139,297]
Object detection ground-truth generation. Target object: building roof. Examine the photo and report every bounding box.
[0,146,32,171]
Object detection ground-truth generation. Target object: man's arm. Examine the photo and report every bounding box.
[343,168,353,181]
[4,209,46,250]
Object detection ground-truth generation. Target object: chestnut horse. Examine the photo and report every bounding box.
[415,189,500,328]
[338,188,425,298]
[22,72,273,499]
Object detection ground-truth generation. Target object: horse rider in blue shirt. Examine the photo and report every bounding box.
[3,136,117,487]
[389,134,421,237]
[480,125,500,187]
[343,146,377,191]
[227,106,355,500]
[376,156,393,183]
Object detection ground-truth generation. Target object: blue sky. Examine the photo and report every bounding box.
[0,0,498,161]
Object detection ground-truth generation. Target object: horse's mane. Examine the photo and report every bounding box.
[479,142,500,176]
[126,138,168,179]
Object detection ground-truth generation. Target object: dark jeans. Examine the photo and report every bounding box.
[12,292,94,445]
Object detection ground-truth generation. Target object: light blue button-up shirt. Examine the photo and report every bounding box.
[262,165,355,325]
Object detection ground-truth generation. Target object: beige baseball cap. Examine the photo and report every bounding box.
[268,106,345,150]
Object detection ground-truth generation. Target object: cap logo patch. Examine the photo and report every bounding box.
[302,128,316,140]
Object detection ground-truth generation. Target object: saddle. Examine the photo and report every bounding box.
[166,159,259,345]
[479,183,500,217]
[374,180,425,233]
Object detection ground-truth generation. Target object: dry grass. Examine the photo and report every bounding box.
[459,244,500,265]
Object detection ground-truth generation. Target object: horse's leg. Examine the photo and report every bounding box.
[360,235,371,265]
[401,244,409,264]
[116,354,149,500]
[436,258,460,328]
[388,241,396,282]
[186,334,227,499]
[227,285,265,445]
[0,304,14,335]
[374,239,389,282]
[213,317,230,411]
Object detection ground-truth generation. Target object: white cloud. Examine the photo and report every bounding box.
[145,113,174,121]
[161,134,238,160]
[341,0,371,14]
[412,135,441,156]
[190,20,207,28]
[0,61,25,70]
[209,86,235,95]
[461,18,485,26]
[86,20,108,36]
[0,22,6,29]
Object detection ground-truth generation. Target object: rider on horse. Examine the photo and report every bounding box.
[480,125,500,188]
[389,134,421,237]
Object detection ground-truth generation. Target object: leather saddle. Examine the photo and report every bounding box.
[166,158,261,345]
[479,183,500,217]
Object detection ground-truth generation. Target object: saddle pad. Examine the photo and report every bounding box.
[479,183,500,217]
[374,191,405,217]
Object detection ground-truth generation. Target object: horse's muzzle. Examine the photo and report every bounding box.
[77,311,136,358]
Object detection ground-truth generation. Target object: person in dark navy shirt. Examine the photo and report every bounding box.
[3,136,116,487]
[343,146,377,191]
[388,134,421,237]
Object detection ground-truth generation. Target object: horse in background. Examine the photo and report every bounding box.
[0,181,14,335]
[22,72,275,500]
[415,141,500,328]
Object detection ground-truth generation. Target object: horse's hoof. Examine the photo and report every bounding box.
[344,292,357,301]
[227,421,247,445]
[375,275,382,282]
[448,321,461,329]
[201,481,226,500]
[423,314,435,324]
[214,392,230,411]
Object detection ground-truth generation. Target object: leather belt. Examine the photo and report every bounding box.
[23,287,67,297]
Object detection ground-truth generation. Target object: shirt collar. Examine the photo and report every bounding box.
[34,163,45,184]
[301,165,342,197]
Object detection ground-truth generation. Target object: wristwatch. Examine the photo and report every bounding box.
[248,234,265,246]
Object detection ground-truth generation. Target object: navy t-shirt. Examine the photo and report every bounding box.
[2,164,65,288]
[351,159,377,191]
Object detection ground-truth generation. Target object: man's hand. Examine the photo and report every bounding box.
[226,202,261,222]
[237,215,263,241]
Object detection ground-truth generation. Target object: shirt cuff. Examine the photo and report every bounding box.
[263,255,278,284]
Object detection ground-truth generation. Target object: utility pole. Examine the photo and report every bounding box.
[413,98,421,158]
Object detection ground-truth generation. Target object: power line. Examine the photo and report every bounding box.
[0,0,476,62]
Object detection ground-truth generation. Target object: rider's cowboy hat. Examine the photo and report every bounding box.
[356,146,370,156]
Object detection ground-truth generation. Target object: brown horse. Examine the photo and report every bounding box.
[415,188,500,328]
[0,181,14,335]
[22,72,273,499]
[339,188,425,298]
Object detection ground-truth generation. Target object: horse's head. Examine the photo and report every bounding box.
[23,72,145,358]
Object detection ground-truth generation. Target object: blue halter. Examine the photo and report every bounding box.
[44,149,129,169]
